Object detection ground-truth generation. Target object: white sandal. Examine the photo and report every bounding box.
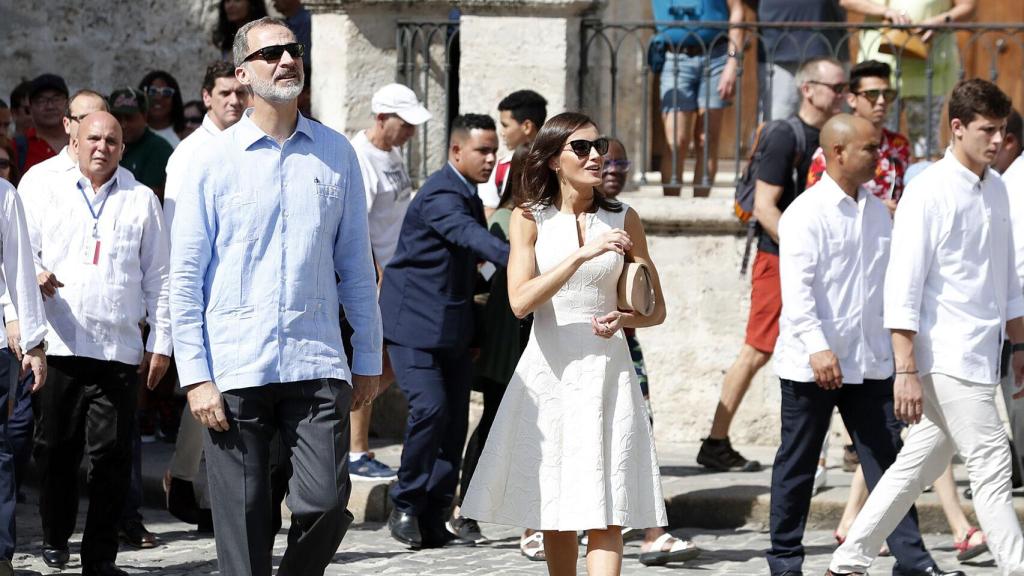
[638,533,700,566]
[520,531,545,561]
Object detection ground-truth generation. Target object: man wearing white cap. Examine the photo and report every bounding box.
[348,83,430,480]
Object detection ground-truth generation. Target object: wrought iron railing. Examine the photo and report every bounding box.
[580,20,1024,192]
[396,19,460,184]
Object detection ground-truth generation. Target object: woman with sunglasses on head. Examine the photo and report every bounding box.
[461,112,669,576]
[139,71,186,148]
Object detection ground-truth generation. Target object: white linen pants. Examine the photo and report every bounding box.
[830,373,1024,576]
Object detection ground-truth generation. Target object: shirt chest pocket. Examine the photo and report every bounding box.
[313,182,345,229]
[111,222,144,264]
[217,192,259,245]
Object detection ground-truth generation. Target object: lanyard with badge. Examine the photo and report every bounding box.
[78,181,110,265]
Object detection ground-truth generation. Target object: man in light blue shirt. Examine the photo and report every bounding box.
[169,16,382,576]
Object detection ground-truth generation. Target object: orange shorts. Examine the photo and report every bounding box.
[744,251,781,354]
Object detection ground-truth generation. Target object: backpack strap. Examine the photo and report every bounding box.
[782,115,807,173]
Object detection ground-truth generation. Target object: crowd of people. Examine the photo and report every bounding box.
[0,1,1022,576]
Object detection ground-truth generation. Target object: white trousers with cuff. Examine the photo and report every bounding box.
[829,373,1024,576]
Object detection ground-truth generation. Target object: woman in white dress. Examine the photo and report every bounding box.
[460,112,669,576]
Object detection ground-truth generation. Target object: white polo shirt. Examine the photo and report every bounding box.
[775,172,894,383]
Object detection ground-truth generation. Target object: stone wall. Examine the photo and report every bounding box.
[1,2,222,107]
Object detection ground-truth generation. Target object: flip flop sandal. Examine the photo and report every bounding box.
[638,533,700,566]
[955,526,989,562]
[520,531,546,562]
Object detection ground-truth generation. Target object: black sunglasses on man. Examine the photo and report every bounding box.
[243,43,305,64]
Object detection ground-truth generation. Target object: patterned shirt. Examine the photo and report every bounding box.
[806,127,911,202]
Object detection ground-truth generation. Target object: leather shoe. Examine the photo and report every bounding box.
[41,545,69,568]
[82,561,130,576]
[166,476,202,524]
[421,527,477,549]
[894,565,965,576]
[196,507,215,534]
[388,509,422,549]
[119,518,158,548]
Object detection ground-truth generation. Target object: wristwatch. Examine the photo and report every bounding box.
[31,340,46,354]
[727,48,739,58]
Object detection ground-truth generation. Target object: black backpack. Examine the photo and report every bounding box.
[734,116,806,274]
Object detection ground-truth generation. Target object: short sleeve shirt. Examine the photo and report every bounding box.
[758,0,848,63]
[806,127,912,202]
[755,116,821,255]
[120,128,173,198]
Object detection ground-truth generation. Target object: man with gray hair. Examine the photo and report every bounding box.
[171,17,382,576]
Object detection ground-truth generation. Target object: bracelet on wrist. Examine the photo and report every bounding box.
[895,369,918,375]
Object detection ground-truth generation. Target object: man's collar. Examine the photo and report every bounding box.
[202,113,223,135]
[943,148,987,187]
[236,107,315,150]
[76,168,119,195]
[446,162,476,195]
[816,171,859,205]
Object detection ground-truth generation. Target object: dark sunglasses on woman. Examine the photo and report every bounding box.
[565,137,609,157]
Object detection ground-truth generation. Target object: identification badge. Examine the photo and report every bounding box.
[82,238,101,265]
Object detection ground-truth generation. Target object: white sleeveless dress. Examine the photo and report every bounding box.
[461,203,668,531]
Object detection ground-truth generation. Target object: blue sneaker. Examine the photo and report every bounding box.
[349,454,398,481]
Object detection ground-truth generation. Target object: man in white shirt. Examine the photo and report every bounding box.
[161,60,248,531]
[0,177,48,576]
[770,114,960,576]
[27,112,171,576]
[348,83,429,481]
[829,79,1024,576]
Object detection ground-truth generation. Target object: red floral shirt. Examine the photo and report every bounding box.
[806,128,911,202]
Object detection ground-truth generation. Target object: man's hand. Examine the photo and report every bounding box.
[351,374,380,412]
[37,271,63,300]
[809,350,843,390]
[22,346,46,392]
[5,321,21,361]
[894,372,925,424]
[1012,349,1024,399]
[187,381,229,431]
[138,352,171,391]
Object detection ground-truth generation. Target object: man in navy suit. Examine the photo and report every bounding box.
[380,114,510,549]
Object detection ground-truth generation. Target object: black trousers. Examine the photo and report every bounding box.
[387,343,472,533]
[204,378,353,576]
[32,356,137,565]
[767,378,935,576]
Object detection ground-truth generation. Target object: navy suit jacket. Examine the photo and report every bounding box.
[380,163,511,350]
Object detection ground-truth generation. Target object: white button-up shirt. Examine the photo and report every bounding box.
[885,150,1024,385]
[0,178,46,351]
[21,167,172,364]
[1001,155,1024,289]
[164,114,222,229]
[775,172,893,383]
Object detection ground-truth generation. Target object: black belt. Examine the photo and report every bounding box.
[668,44,705,56]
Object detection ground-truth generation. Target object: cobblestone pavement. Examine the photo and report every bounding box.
[10,492,1001,576]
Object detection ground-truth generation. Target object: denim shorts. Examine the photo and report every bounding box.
[659,49,731,112]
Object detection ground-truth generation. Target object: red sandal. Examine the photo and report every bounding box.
[954,526,989,562]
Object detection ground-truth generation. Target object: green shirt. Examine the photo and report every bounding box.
[120,128,173,197]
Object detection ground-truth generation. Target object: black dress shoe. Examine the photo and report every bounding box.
[119,518,158,548]
[82,561,130,576]
[41,545,69,568]
[421,524,476,548]
[895,565,966,576]
[388,509,422,548]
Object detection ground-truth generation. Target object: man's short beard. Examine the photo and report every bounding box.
[249,69,304,104]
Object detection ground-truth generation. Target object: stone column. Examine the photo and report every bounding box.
[458,1,603,154]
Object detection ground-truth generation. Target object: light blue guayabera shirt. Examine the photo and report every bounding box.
[169,109,383,392]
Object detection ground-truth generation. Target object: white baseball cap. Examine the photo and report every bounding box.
[371,83,432,126]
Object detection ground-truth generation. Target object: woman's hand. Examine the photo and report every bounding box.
[578,229,632,262]
[592,311,625,339]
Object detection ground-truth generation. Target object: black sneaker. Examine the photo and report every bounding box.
[697,437,762,472]
[447,515,486,543]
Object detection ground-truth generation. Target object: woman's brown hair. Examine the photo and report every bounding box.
[516,111,622,213]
